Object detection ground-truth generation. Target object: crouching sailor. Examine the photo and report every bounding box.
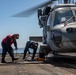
[23,41,38,60]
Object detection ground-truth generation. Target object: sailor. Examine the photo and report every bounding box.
[23,41,38,60]
[1,34,19,63]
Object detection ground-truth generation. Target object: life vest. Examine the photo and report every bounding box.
[3,35,14,46]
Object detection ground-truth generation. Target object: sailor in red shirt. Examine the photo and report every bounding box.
[1,34,19,63]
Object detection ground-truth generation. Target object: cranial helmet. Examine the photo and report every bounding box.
[12,34,19,39]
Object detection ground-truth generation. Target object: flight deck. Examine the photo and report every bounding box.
[0,53,76,75]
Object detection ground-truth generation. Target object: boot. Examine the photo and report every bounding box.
[12,58,18,62]
[23,55,26,59]
[31,57,35,61]
[1,59,6,63]
[23,57,25,59]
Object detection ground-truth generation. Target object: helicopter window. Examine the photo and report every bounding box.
[54,10,73,26]
[47,14,52,26]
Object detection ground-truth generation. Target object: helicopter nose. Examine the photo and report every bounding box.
[66,28,73,33]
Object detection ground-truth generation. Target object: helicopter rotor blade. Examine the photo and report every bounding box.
[12,0,57,17]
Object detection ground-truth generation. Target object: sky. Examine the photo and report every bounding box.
[0,0,49,48]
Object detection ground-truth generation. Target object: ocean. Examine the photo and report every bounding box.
[0,48,40,54]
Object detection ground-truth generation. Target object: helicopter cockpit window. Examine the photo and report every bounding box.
[54,10,73,26]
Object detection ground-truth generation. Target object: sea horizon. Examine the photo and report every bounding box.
[0,48,40,54]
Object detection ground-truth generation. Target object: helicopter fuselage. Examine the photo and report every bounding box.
[39,4,76,52]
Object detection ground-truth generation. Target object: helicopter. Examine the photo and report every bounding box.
[13,0,76,55]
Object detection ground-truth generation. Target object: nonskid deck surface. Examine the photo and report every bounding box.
[0,53,76,75]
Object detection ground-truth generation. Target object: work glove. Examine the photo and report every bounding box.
[15,47,18,50]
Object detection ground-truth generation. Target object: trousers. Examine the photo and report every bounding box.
[1,42,14,61]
